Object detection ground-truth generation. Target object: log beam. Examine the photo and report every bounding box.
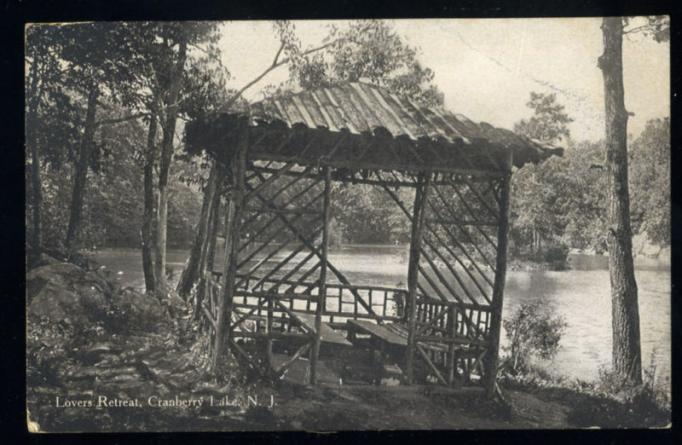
[483,150,513,397]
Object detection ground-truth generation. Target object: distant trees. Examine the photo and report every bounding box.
[511,92,574,258]
[629,118,670,246]
[514,92,573,143]
[510,88,668,263]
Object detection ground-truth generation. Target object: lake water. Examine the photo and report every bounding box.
[93,245,670,387]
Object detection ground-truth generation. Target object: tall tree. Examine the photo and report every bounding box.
[599,16,641,385]
[26,25,85,262]
[511,92,573,254]
[154,30,188,296]
[147,22,223,296]
[282,20,444,107]
[513,92,573,143]
[25,26,53,264]
[141,98,159,293]
[55,23,140,251]
[598,16,669,385]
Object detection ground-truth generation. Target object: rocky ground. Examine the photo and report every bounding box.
[25,257,669,432]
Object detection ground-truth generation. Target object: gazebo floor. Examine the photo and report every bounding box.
[267,340,461,388]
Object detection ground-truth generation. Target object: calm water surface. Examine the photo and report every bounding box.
[93,245,670,386]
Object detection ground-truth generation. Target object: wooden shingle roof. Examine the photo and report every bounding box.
[186,81,563,176]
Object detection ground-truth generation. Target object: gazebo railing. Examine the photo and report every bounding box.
[207,271,491,343]
[210,271,405,324]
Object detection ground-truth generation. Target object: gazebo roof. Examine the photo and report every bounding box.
[185,81,563,177]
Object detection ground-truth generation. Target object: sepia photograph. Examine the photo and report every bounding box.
[25,18,670,432]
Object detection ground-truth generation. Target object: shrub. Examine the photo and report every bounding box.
[543,242,569,264]
[502,301,567,374]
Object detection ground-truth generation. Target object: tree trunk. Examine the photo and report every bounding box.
[65,84,100,251]
[205,188,222,273]
[599,17,642,385]
[201,167,223,276]
[141,104,158,294]
[27,58,43,266]
[28,128,43,266]
[154,38,188,297]
[191,168,223,320]
[177,162,219,298]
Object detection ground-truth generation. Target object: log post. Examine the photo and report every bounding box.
[211,123,248,372]
[447,304,457,386]
[484,153,513,397]
[310,166,331,385]
[406,173,431,384]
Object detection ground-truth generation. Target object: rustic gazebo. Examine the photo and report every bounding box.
[185,81,561,395]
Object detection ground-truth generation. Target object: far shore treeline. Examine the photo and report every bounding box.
[25,21,670,266]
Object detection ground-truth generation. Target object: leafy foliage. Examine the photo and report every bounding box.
[331,184,413,244]
[513,92,573,144]
[510,93,668,259]
[269,20,444,107]
[503,301,567,374]
[629,118,670,245]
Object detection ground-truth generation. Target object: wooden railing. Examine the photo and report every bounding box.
[209,272,405,330]
[203,271,491,383]
[415,297,491,343]
[208,271,490,341]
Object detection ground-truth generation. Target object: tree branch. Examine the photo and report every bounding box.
[623,24,654,35]
[222,38,340,112]
[98,36,342,126]
[272,41,285,67]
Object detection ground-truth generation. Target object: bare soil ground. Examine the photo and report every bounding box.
[27,322,578,432]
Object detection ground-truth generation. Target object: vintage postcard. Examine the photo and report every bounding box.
[25,18,670,432]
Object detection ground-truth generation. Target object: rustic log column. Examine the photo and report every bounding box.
[310,166,331,385]
[447,304,458,386]
[484,152,513,397]
[211,124,248,372]
[406,173,431,384]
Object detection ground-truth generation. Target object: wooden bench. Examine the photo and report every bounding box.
[291,312,352,347]
[346,319,485,357]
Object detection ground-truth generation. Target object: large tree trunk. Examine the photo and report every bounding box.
[65,84,100,251]
[141,104,158,294]
[177,163,219,298]
[599,17,642,385]
[154,39,188,297]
